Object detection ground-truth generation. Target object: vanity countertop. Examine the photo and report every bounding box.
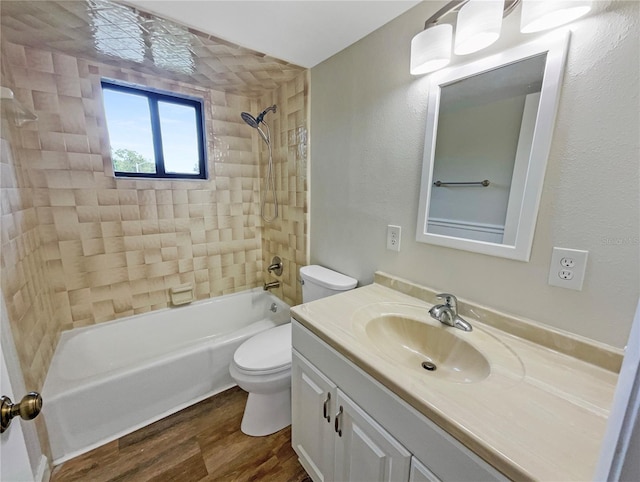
[290,279,619,481]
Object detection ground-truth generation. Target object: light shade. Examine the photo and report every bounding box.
[454,0,503,55]
[521,0,592,33]
[410,24,453,75]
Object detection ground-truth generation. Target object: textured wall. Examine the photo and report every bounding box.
[1,121,60,390]
[258,72,309,306]
[1,39,308,390]
[310,0,639,348]
[2,39,263,332]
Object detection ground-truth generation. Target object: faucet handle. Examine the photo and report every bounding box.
[267,256,283,276]
[435,293,458,312]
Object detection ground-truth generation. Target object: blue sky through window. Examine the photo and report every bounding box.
[158,101,199,174]
[102,89,155,161]
[102,86,202,175]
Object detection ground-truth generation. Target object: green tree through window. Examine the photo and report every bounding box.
[112,148,156,173]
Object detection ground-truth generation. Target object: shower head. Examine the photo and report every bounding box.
[241,111,259,128]
[240,105,277,128]
[241,105,277,144]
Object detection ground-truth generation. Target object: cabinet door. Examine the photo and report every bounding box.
[334,389,411,482]
[292,350,337,482]
[409,457,441,482]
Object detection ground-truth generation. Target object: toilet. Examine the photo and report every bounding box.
[229,265,357,436]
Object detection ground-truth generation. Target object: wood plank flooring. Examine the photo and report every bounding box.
[50,387,309,482]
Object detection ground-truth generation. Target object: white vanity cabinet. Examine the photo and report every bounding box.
[292,350,411,482]
[409,458,440,482]
[291,319,507,482]
[291,350,336,481]
[334,389,411,481]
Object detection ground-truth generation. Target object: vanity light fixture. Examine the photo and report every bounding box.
[410,0,592,75]
[454,0,504,56]
[410,23,453,75]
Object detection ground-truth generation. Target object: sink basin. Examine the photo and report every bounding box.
[365,314,490,383]
[352,302,525,386]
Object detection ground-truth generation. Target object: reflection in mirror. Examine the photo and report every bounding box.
[416,32,569,261]
[428,54,546,245]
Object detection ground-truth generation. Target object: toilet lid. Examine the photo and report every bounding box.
[233,323,291,372]
[299,265,358,291]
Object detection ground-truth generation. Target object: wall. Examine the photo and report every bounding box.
[1,53,59,464]
[259,73,309,306]
[1,59,61,391]
[310,0,639,348]
[1,39,308,390]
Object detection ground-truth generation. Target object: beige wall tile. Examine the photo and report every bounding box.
[1,37,308,413]
[259,71,309,306]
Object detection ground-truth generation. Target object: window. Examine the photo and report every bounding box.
[101,80,207,179]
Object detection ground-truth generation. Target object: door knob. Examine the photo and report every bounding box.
[1,392,42,433]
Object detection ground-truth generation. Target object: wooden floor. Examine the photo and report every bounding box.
[50,387,309,482]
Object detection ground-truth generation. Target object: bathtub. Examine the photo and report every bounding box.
[42,288,289,464]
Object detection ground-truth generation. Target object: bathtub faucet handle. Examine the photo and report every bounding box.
[267,256,283,276]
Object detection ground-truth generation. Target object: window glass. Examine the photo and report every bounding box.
[158,101,200,174]
[101,80,206,179]
[102,89,156,174]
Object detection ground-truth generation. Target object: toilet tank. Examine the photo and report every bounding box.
[300,265,357,303]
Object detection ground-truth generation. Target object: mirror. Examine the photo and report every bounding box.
[416,32,569,261]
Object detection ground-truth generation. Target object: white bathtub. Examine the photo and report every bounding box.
[42,288,289,464]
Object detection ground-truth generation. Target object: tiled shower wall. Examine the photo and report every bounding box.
[259,73,309,306]
[1,109,60,392]
[1,39,308,390]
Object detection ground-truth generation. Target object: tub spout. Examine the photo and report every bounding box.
[263,281,280,291]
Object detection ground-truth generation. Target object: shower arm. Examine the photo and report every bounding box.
[256,105,277,125]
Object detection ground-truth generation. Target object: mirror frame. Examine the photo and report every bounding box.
[416,31,570,261]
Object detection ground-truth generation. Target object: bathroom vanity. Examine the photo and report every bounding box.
[292,324,503,481]
[290,272,620,481]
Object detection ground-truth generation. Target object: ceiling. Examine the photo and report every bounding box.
[123,0,421,68]
[1,0,306,96]
[0,0,420,97]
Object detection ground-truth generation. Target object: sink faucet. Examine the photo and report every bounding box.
[263,281,280,291]
[429,293,472,332]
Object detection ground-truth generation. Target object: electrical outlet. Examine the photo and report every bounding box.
[558,269,573,280]
[548,247,588,290]
[387,225,401,252]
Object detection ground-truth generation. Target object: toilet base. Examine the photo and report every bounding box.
[240,388,291,437]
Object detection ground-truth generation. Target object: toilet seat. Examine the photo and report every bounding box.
[232,323,291,375]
